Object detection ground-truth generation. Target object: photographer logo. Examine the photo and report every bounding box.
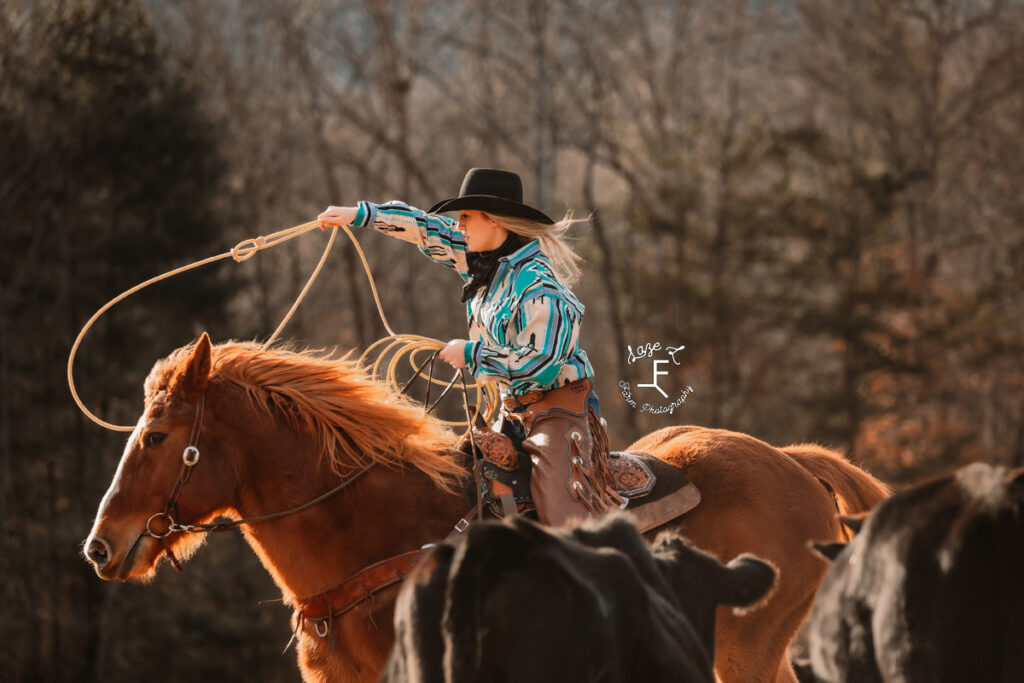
[619,342,693,415]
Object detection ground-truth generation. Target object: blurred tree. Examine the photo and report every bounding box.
[798,0,1024,477]
[1,0,290,680]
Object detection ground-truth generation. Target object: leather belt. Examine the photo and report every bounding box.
[501,378,593,413]
[502,390,546,411]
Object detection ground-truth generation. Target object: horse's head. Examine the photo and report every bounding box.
[84,333,233,581]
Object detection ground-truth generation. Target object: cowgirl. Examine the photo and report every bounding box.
[318,168,617,526]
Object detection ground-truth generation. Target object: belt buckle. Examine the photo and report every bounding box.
[503,392,532,413]
[523,390,545,407]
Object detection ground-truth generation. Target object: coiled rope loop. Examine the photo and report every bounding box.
[67,219,499,433]
[359,335,499,430]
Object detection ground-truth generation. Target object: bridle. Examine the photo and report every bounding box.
[142,390,374,571]
[139,355,483,649]
[141,352,480,571]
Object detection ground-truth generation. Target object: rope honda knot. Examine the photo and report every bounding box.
[232,234,275,262]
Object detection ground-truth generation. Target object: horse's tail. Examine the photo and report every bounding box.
[781,444,890,516]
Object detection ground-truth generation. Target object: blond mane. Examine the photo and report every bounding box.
[146,341,466,490]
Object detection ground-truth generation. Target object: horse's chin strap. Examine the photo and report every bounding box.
[162,543,185,572]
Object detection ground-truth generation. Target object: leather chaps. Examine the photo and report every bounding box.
[502,378,618,527]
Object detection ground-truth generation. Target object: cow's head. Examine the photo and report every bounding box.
[650,533,777,655]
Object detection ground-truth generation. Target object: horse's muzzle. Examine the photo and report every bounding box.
[85,535,111,569]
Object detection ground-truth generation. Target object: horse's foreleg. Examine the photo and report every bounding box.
[714,581,818,683]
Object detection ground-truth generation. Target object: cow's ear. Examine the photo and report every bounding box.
[174,332,212,397]
[840,513,867,535]
[813,542,847,562]
[716,554,776,610]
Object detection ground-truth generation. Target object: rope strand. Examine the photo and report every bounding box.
[67,219,498,432]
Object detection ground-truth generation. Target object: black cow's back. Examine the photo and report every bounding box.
[809,464,1024,683]
[382,514,775,683]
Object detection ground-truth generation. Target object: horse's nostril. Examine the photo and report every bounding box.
[87,537,111,568]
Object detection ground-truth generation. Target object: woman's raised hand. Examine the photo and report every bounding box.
[318,205,358,230]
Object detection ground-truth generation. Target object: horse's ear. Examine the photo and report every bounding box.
[177,332,212,396]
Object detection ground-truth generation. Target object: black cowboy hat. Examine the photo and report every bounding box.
[428,168,555,224]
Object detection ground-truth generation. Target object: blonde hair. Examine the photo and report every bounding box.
[483,210,588,286]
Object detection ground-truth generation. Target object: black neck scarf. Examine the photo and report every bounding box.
[461,233,527,303]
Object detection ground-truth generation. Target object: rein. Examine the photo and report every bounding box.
[143,354,481,599]
[138,365,482,650]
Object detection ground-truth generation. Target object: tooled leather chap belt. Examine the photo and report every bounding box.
[501,378,593,412]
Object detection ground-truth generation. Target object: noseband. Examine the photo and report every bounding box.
[142,391,373,572]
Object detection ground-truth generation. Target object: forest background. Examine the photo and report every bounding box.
[2,0,1022,680]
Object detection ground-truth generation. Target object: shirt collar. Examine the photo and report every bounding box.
[499,239,542,267]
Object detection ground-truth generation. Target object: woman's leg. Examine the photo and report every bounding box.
[515,380,615,527]
[521,412,596,526]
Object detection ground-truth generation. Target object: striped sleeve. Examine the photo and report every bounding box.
[353,200,469,279]
[464,292,582,393]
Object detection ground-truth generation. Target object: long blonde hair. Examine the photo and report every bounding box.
[484,211,588,286]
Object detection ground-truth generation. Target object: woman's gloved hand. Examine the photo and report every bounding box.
[439,339,469,369]
[317,206,358,230]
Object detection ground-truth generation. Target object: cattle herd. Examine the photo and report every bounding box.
[382,462,1023,683]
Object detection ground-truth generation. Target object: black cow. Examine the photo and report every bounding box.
[808,462,1024,682]
[381,513,776,683]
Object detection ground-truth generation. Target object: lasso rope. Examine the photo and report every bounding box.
[67,220,499,433]
[358,335,498,429]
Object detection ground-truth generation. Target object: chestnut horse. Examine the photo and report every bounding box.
[83,335,889,683]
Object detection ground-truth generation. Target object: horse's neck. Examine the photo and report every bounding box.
[231,425,466,603]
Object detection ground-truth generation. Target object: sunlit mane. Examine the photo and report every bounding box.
[146,340,465,490]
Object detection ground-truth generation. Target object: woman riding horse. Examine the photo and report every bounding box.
[318,168,617,526]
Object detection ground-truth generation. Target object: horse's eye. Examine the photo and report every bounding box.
[145,432,167,448]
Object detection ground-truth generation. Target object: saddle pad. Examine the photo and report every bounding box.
[608,451,657,499]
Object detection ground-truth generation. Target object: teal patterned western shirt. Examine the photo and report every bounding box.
[352,200,595,397]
